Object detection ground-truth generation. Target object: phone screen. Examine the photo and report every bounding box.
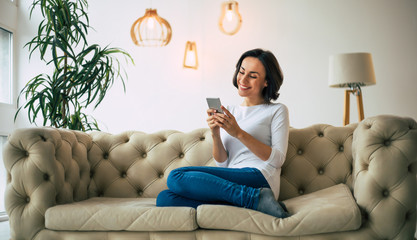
[206,98,223,113]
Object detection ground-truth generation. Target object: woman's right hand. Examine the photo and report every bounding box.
[206,108,228,163]
[206,108,220,136]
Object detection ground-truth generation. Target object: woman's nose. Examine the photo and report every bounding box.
[240,74,249,83]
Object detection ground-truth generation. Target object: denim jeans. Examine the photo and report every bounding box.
[156,166,270,209]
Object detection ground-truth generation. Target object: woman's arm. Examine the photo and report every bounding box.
[235,130,272,161]
[214,105,289,165]
[213,106,271,161]
[207,108,228,163]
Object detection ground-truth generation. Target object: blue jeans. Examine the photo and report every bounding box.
[156,166,270,209]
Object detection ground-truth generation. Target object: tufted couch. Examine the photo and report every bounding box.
[3,115,417,240]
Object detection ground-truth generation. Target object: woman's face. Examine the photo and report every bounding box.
[237,57,267,102]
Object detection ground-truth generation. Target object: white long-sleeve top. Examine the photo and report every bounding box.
[215,103,289,200]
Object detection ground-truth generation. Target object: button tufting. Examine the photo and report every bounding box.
[103,153,109,159]
[297,149,303,155]
[90,171,94,178]
[121,172,127,178]
[26,197,30,203]
[137,190,143,196]
[159,174,164,178]
[179,153,185,158]
[25,151,29,157]
[200,137,205,141]
[405,211,411,220]
[43,173,49,181]
[40,136,47,142]
[339,146,344,152]
[318,169,324,175]
[142,153,147,158]
[363,211,369,220]
[382,190,389,197]
[384,140,391,146]
[318,133,324,137]
[298,189,304,195]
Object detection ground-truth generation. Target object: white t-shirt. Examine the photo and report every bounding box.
[215,103,289,200]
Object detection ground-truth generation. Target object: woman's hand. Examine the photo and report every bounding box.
[206,108,221,136]
[213,106,243,138]
[206,108,228,163]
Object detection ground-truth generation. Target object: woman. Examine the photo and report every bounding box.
[156,49,290,218]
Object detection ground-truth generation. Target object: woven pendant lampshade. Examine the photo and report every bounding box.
[219,1,242,35]
[131,9,172,47]
[183,41,198,69]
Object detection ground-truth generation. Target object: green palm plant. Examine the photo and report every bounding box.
[16,0,133,131]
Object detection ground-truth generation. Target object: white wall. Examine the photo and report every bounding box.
[14,0,417,134]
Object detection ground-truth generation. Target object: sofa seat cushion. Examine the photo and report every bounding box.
[197,184,361,236]
[45,197,197,231]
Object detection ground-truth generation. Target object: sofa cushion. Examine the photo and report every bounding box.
[197,184,361,236]
[45,197,197,231]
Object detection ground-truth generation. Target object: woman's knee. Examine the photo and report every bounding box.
[166,167,186,190]
[156,189,176,207]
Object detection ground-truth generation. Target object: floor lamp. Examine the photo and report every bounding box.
[328,53,376,126]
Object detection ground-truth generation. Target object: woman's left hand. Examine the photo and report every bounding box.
[213,106,242,138]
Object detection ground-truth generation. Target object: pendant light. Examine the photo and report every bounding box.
[183,41,198,69]
[131,8,172,47]
[218,1,242,35]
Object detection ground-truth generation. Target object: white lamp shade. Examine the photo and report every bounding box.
[328,52,376,88]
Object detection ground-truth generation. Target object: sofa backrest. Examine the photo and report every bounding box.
[87,124,357,200]
[280,124,357,200]
[87,129,215,198]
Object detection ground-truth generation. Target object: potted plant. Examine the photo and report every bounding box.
[16,0,133,131]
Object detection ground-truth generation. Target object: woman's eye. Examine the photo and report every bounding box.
[239,71,244,74]
[250,75,257,79]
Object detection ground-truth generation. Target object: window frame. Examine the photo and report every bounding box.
[0,26,13,106]
[0,0,17,221]
[0,0,18,136]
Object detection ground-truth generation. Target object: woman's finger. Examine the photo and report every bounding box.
[221,106,235,121]
[207,108,217,116]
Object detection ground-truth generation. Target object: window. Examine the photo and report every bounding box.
[0,135,8,220]
[0,0,17,135]
[0,27,12,104]
[0,0,17,222]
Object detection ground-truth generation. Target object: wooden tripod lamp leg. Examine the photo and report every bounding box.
[357,93,364,122]
[343,90,350,126]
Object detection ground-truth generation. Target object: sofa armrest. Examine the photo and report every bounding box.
[3,127,92,240]
[352,115,417,239]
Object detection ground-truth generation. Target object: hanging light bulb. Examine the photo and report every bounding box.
[183,41,198,69]
[219,1,242,35]
[131,8,172,47]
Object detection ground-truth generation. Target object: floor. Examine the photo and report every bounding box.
[0,221,10,240]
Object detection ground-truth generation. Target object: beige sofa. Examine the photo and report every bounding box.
[3,115,417,240]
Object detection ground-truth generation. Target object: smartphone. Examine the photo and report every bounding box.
[206,98,223,113]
